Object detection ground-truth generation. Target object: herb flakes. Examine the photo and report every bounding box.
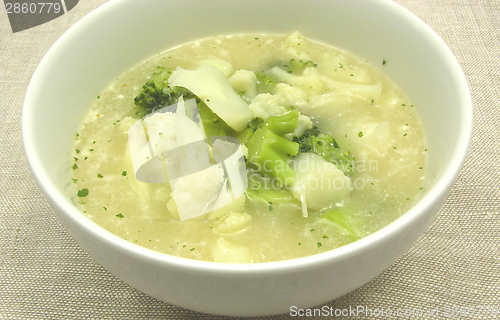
[77,188,89,197]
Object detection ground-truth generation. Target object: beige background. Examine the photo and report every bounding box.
[1,0,499,319]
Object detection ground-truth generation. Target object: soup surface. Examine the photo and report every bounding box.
[72,33,426,263]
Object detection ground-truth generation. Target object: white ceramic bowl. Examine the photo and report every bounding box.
[22,0,472,316]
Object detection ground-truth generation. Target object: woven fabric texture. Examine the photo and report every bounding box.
[1,0,499,319]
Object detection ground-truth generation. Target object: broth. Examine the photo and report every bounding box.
[72,33,426,263]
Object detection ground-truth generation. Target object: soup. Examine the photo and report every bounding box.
[72,33,426,263]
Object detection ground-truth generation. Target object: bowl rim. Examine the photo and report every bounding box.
[22,0,473,275]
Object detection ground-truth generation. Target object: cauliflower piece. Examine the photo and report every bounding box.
[292,153,353,212]
[228,69,258,103]
[301,67,382,102]
[248,93,287,120]
[274,83,308,107]
[283,114,313,139]
[211,237,251,263]
[199,58,234,78]
[269,66,325,94]
[333,83,382,103]
[213,212,252,234]
[171,165,225,220]
[249,91,313,136]
[294,114,313,136]
[283,32,312,61]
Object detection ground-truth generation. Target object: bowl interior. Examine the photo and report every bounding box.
[23,0,471,267]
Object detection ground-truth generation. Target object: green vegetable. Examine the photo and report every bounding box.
[245,169,300,205]
[282,58,317,74]
[133,66,197,115]
[246,110,300,187]
[247,117,264,132]
[256,73,280,94]
[134,69,246,144]
[77,188,89,197]
[234,117,264,144]
[321,208,360,240]
[122,171,127,176]
[198,101,235,144]
[255,58,317,94]
[116,213,124,218]
[292,126,355,175]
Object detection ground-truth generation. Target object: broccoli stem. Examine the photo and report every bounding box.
[246,110,300,187]
[234,117,264,144]
[264,109,300,135]
[235,128,255,145]
[198,101,235,144]
[321,208,360,241]
[246,170,300,205]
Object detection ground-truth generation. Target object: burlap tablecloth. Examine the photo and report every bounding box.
[1,0,499,318]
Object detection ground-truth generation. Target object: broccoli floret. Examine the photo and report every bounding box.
[255,73,280,94]
[247,117,264,131]
[246,110,300,187]
[246,169,300,205]
[282,58,317,74]
[235,117,264,144]
[292,126,355,175]
[133,66,197,116]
